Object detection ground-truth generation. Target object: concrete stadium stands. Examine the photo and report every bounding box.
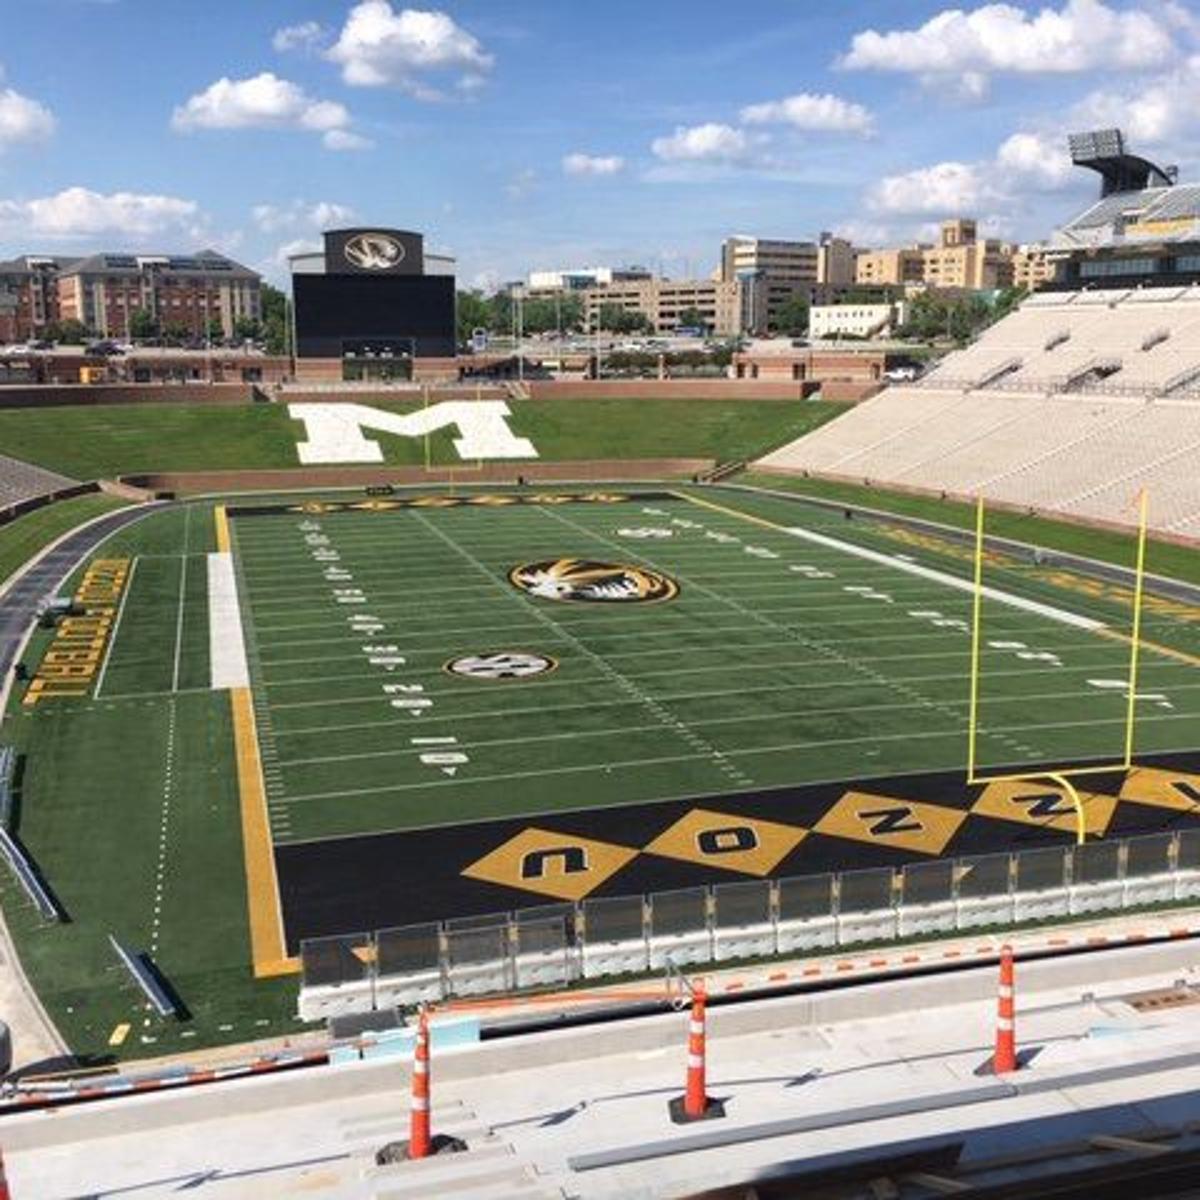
[762,288,1200,535]
[0,452,76,509]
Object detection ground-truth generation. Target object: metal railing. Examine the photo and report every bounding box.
[298,828,1200,1019]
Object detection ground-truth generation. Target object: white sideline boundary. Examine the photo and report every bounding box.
[208,552,249,689]
[784,526,1105,633]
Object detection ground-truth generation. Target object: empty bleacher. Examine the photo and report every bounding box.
[758,288,1200,536]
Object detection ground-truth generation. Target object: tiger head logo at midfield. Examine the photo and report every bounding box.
[509,558,679,604]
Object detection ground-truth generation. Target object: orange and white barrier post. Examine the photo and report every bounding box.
[408,1008,432,1159]
[993,944,1017,1074]
[684,987,711,1119]
[0,1146,10,1200]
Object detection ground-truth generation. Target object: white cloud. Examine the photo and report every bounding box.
[323,129,374,151]
[327,2,494,98]
[740,92,874,135]
[868,161,998,215]
[273,20,328,54]
[0,86,55,149]
[0,187,200,238]
[996,130,1076,190]
[562,152,625,177]
[252,200,356,233]
[171,73,353,141]
[841,0,1181,94]
[275,238,321,263]
[1070,53,1200,145]
[651,122,750,163]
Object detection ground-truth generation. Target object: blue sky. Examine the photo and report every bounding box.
[1,0,1198,287]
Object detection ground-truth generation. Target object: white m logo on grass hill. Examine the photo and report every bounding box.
[289,401,539,464]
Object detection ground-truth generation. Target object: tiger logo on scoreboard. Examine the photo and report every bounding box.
[508,558,679,604]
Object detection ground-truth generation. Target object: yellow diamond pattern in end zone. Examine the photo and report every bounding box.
[461,827,639,902]
[971,779,1117,836]
[1120,767,1200,813]
[814,791,967,856]
[643,808,808,876]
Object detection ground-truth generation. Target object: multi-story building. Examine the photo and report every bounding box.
[816,233,857,286]
[719,236,823,332]
[855,220,1016,291]
[854,246,927,287]
[0,256,75,341]
[809,301,908,340]
[526,266,652,291]
[55,251,261,339]
[1011,244,1057,289]
[581,276,744,336]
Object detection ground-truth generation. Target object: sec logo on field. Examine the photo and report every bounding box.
[445,651,558,680]
[509,559,679,604]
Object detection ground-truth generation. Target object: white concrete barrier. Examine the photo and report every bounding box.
[298,980,374,1023]
[775,916,837,955]
[1069,880,1126,916]
[714,923,776,963]
[1122,873,1176,908]
[374,970,444,1008]
[898,900,957,939]
[582,938,649,980]
[445,961,510,997]
[513,949,573,990]
[1012,888,1070,923]
[836,908,898,946]
[649,929,713,970]
[955,895,1015,930]
[1174,869,1200,901]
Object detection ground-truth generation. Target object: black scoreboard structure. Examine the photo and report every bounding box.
[292,228,456,380]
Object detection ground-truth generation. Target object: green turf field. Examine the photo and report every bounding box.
[5,482,1200,1059]
[234,491,1199,846]
[0,398,837,478]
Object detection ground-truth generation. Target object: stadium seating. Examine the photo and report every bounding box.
[758,288,1200,535]
[0,453,75,510]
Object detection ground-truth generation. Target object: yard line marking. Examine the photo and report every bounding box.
[93,557,139,700]
[274,680,1164,770]
[275,709,1198,820]
[409,509,752,790]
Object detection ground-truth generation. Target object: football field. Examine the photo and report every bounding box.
[222,488,1200,954]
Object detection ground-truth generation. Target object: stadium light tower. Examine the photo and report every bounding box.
[1067,127,1176,196]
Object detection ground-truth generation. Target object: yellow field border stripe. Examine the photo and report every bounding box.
[214,504,231,553]
[231,685,297,978]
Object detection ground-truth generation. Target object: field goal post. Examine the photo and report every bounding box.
[966,490,1150,845]
[422,381,485,487]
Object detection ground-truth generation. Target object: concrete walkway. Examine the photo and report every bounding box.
[9,938,1200,1198]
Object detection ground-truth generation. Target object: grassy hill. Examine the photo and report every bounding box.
[0,397,840,478]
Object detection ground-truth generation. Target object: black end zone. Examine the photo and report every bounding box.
[274,750,1200,952]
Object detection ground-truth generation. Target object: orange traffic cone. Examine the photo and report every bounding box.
[407,1008,432,1159]
[684,988,710,1118]
[993,944,1017,1074]
[0,1146,10,1200]
[669,986,723,1122]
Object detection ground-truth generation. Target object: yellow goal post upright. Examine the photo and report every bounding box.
[965,489,1150,845]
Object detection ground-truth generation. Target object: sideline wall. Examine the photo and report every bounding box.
[0,384,258,409]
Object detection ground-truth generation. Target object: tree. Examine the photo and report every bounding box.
[596,302,651,334]
[772,296,809,336]
[233,316,261,341]
[44,318,91,344]
[455,289,492,344]
[206,317,225,343]
[675,307,708,333]
[129,308,158,340]
[260,283,290,356]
